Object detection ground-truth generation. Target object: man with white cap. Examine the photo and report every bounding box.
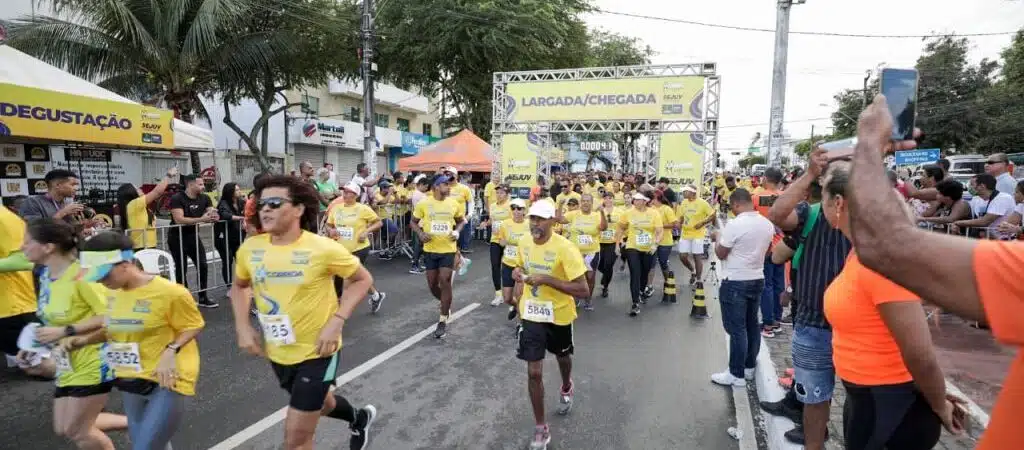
[325,181,387,313]
[676,184,717,287]
[411,173,467,338]
[511,200,589,450]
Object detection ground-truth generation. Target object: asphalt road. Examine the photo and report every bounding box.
[1,242,740,450]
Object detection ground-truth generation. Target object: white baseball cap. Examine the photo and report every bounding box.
[632,192,650,202]
[510,198,527,208]
[682,185,697,194]
[527,201,556,219]
[342,182,362,195]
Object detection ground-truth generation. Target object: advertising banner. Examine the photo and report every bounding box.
[401,131,440,156]
[657,133,704,191]
[500,134,539,199]
[0,83,174,149]
[894,148,940,165]
[505,76,705,122]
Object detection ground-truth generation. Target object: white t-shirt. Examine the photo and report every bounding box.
[411,189,427,207]
[995,172,1017,197]
[351,174,370,203]
[985,192,1015,236]
[719,211,775,281]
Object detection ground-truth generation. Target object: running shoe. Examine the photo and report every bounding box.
[771,323,783,333]
[408,265,425,274]
[600,286,608,298]
[507,305,518,321]
[349,404,377,450]
[641,285,654,298]
[370,291,385,314]
[458,258,472,276]
[780,314,794,325]
[433,321,447,339]
[761,327,776,338]
[629,304,640,317]
[490,293,503,306]
[197,296,219,308]
[530,425,551,450]
[583,301,594,311]
[690,274,697,286]
[557,382,574,415]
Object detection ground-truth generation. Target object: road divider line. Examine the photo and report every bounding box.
[208,302,481,450]
[726,335,759,450]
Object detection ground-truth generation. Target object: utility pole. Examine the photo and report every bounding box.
[360,0,377,175]
[766,0,804,169]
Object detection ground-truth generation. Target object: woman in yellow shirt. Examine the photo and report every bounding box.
[22,219,126,449]
[495,198,530,319]
[326,182,386,313]
[76,231,205,450]
[558,193,606,309]
[616,192,664,316]
[479,185,512,306]
[598,192,625,298]
[649,191,680,300]
[116,165,179,250]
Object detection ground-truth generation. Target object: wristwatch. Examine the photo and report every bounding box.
[165,343,181,353]
[64,325,76,337]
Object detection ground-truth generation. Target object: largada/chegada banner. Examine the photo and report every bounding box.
[657,132,705,191]
[501,134,539,199]
[0,83,174,149]
[505,76,705,122]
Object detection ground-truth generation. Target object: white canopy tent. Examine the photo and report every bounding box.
[0,45,214,150]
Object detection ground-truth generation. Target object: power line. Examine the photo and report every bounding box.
[594,8,1022,39]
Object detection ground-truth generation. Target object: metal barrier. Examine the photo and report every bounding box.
[917,221,1020,240]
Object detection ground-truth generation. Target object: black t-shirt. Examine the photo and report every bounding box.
[663,187,679,204]
[169,191,212,235]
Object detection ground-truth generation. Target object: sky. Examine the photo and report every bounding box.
[586,0,1024,164]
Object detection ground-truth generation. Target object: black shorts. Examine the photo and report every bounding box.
[271,354,341,412]
[516,320,574,362]
[423,252,456,271]
[353,247,370,264]
[54,381,114,399]
[0,312,38,355]
[501,264,516,288]
[583,252,601,272]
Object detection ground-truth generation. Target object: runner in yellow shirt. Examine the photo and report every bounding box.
[229,174,378,450]
[597,192,625,298]
[495,198,530,319]
[412,174,467,339]
[649,191,679,300]
[676,185,716,287]
[616,192,664,316]
[76,231,206,450]
[0,205,49,377]
[22,219,126,449]
[325,182,386,313]
[479,185,512,306]
[718,176,738,218]
[511,200,590,450]
[558,193,606,309]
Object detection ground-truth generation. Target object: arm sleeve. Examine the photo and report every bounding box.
[362,205,380,223]
[720,222,739,248]
[169,285,206,332]
[560,243,588,281]
[168,193,185,212]
[217,200,234,220]
[0,251,33,273]
[413,202,425,221]
[326,241,361,279]
[860,264,920,305]
[78,282,110,315]
[234,241,252,281]
[973,241,1024,345]
[18,197,44,220]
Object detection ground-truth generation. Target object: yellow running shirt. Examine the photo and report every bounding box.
[105,276,205,395]
[413,196,464,254]
[37,262,113,388]
[555,192,581,208]
[488,201,512,244]
[450,183,474,213]
[125,197,157,249]
[657,204,678,246]
[497,219,531,267]
[564,210,602,254]
[0,206,35,319]
[514,233,587,325]
[326,202,380,252]
[235,232,361,366]
[612,192,626,207]
[599,207,626,244]
[618,207,663,252]
[677,198,715,240]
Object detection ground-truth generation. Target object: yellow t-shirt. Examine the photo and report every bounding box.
[657,204,677,246]
[37,261,113,388]
[374,192,397,220]
[235,232,361,366]
[106,276,205,395]
[496,218,531,266]
[0,206,34,319]
[618,207,663,251]
[677,198,715,240]
[564,210,602,254]
[126,197,157,249]
[613,192,626,207]
[451,183,474,213]
[581,182,603,196]
[514,234,587,326]
[326,202,380,252]
[599,207,626,244]
[483,182,496,207]
[555,192,581,208]
[488,201,512,244]
[394,185,410,216]
[413,196,464,254]
[608,181,621,194]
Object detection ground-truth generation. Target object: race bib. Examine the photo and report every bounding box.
[337,226,355,241]
[522,299,555,323]
[53,348,73,374]
[600,230,615,241]
[577,234,595,246]
[259,314,297,346]
[430,222,451,234]
[636,232,652,247]
[503,245,518,259]
[104,342,142,372]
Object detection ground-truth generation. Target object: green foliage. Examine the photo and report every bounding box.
[738,155,766,169]
[794,133,836,157]
[977,30,1024,153]
[584,29,655,67]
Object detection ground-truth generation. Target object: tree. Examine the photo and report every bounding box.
[584,29,654,67]
[977,30,1024,153]
[794,133,835,157]
[738,155,766,170]
[830,85,874,139]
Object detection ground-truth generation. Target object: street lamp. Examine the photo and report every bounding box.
[819,103,856,123]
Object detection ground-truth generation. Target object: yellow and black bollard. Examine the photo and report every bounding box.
[662,270,677,303]
[691,281,709,318]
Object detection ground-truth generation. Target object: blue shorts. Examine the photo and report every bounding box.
[791,324,836,404]
[501,264,516,288]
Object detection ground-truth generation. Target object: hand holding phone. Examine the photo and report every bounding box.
[880,68,919,141]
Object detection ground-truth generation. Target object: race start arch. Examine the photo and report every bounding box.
[491,63,720,198]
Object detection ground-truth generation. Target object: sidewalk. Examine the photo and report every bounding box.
[757,324,984,450]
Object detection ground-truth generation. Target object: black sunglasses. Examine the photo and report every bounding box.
[258,197,293,209]
[985,160,1006,164]
[510,205,524,211]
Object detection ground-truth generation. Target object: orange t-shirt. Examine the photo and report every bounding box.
[824,252,919,386]
[973,241,1024,450]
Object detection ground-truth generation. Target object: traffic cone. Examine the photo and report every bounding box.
[691,281,709,318]
[662,270,677,303]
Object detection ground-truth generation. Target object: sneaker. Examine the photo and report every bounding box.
[600,286,608,298]
[490,293,503,306]
[557,382,574,415]
[507,305,518,321]
[780,315,794,325]
[349,404,377,450]
[197,297,219,308]
[771,324,783,333]
[760,399,803,424]
[690,274,697,286]
[457,258,472,276]
[761,327,776,338]
[409,265,425,274]
[629,304,640,317]
[461,247,474,254]
[744,368,755,381]
[783,425,828,445]
[529,425,551,450]
[642,286,654,298]
[433,321,447,339]
[369,292,385,314]
[583,301,594,311]
[710,371,746,387]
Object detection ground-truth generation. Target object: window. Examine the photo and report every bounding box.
[396,118,410,132]
[374,113,389,128]
[301,95,319,116]
[422,123,433,136]
[345,107,360,122]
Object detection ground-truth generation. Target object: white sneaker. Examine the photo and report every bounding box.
[490,293,503,306]
[744,368,755,381]
[711,371,746,387]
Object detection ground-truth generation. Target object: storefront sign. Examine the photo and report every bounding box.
[51,147,143,197]
[0,83,174,149]
[500,134,539,199]
[505,76,705,122]
[657,133,704,190]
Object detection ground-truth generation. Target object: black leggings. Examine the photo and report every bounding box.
[624,249,654,305]
[168,232,208,295]
[599,243,617,288]
[489,242,504,291]
[842,380,942,450]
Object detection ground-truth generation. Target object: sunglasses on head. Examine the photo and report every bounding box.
[258,197,293,209]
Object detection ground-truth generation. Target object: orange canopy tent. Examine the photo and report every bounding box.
[398,129,494,172]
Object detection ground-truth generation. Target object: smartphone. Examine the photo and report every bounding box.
[880,68,919,140]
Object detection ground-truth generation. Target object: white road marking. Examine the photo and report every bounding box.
[207,302,481,450]
[726,335,760,450]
